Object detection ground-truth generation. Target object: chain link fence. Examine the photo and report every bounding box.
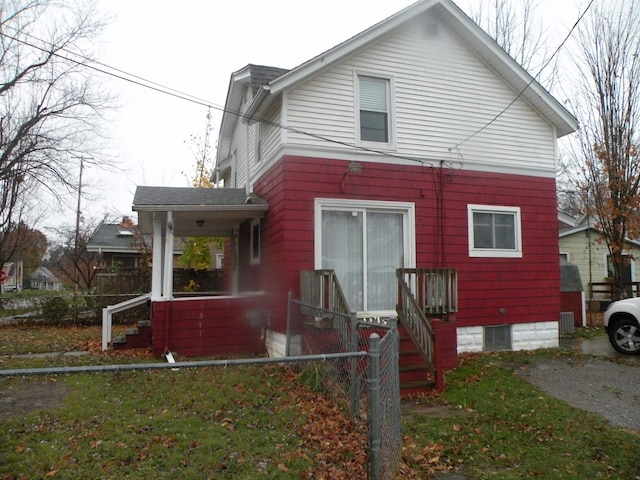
[287,295,402,480]
[2,293,403,479]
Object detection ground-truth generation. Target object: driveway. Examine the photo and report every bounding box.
[517,335,640,432]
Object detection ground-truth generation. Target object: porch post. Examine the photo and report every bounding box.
[162,210,174,299]
[151,212,164,300]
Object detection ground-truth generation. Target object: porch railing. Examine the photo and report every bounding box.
[300,269,351,315]
[396,272,435,373]
[590,281,640,302]
[395,268,458,377]
[397,268,458,315]
[300,270,354,352]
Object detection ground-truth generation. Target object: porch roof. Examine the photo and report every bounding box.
[133,186,268,237]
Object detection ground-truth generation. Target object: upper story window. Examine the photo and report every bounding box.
[468,205,522,258]
[357,75,394,146]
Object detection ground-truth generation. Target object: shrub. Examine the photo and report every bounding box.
[42,296,70,324]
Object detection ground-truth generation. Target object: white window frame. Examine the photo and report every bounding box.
[354,72,396,149]
[314,198,415,316]
[468,204,522,258]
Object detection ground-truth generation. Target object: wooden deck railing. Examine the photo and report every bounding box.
[300,270,354,351]
[590,282,640,301]
[395,268,458,376]
[397,268,458,315]
[300,269,351,315]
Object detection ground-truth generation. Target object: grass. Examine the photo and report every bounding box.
[1,324,638,479]
[403,351,640,479]
[0,323,368,479]
[0,367,325,479]
[0,323,100,356]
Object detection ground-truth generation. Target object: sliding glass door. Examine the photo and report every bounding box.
[316,199,414,315]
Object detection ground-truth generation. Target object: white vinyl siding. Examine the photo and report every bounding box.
[283,12,556,177]
[258,101,282,165]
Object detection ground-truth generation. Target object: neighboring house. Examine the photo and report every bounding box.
[28,266,63,291]
[559,214,640,308]
[1,261,23,293]
[126,0,577,368]
[87,220,150,270]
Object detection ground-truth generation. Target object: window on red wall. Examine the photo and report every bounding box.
[467,204,522,258]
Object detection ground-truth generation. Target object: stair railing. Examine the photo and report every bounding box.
[300,269,350,315]
[396,268,458,374]
[300,269,355,352]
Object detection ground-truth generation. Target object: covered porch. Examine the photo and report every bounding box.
[133,186,268,301]
[102,187,269,357]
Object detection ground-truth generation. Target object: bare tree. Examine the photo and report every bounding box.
[469,0,557,88]
[47,220,101,294]
[568,0,640,300]
[0,0,112,268]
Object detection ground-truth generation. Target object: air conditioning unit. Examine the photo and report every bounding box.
[559,312,575,334]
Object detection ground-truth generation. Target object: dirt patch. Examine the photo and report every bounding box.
[402,401,472,422]
[0,380,71,422]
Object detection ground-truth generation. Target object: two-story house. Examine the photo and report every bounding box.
[127,0,577,373]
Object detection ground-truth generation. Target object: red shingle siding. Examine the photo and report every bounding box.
[250,155,560,332]
[151,297,266,357]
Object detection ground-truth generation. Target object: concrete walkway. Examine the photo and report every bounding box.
[5,351,90,359]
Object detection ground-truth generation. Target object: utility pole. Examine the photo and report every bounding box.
[74,156,84,296]
[72,155,91,323]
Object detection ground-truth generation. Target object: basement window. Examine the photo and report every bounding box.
[484,325,512,352]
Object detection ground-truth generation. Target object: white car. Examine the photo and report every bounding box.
[603,298,640,355]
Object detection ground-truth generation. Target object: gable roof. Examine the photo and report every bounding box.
[29,266,62,283]
[218,0,578,162]
[559,223,640,249]
[87,223,141,254]
[218,64,289,161]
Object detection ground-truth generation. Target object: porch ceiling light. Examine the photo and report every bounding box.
[340,161,363,192]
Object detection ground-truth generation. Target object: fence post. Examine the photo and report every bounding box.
[350,312,359,418]
[286,292,292,357]
[368,333,381,480]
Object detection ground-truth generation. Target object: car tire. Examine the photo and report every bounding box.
[607,317,640,355]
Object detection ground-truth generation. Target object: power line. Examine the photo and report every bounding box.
[1,29,441,167]
[451,0,595,149]
[3,0,595,167]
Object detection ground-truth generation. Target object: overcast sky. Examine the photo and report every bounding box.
[42,0,586,236]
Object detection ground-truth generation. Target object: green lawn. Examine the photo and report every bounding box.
[403,351,639,479]
[1,324,638,479]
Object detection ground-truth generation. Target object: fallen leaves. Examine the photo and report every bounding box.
[402,437,453,477]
